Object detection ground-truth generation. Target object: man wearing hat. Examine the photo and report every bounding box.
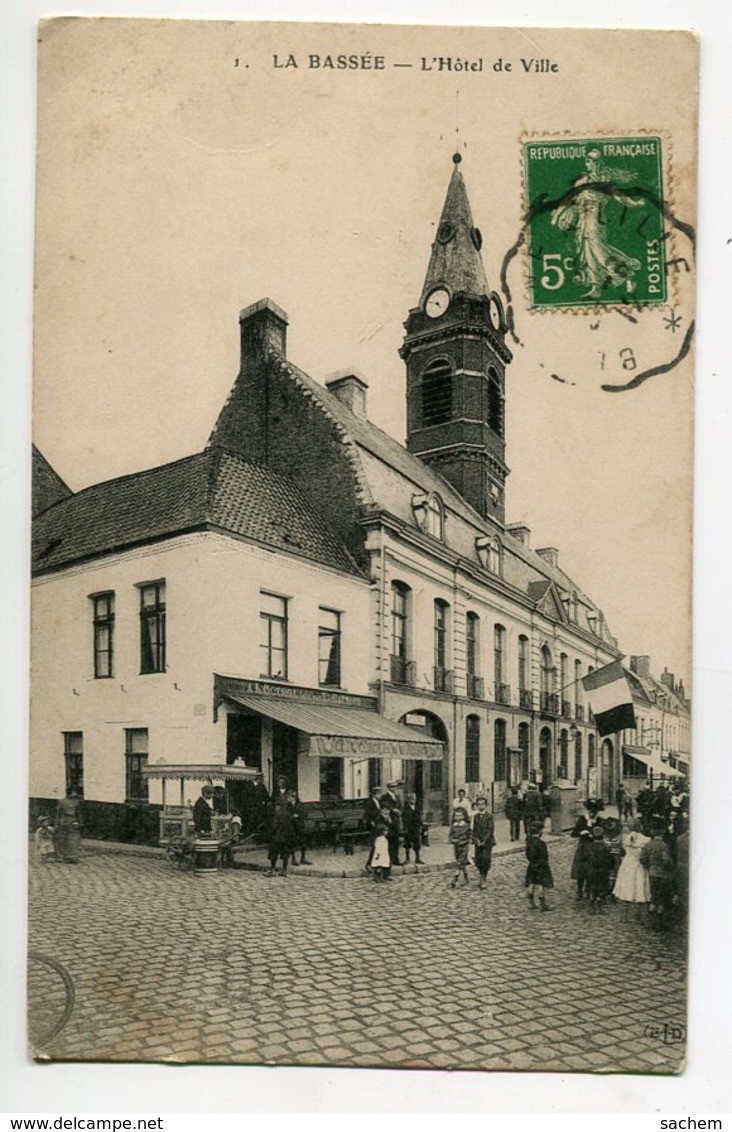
[522,782,544,836]
[380,781,403,867]
[193,784,214,835]
[363,785,383,871]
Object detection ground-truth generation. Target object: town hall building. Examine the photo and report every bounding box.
[30,154,689,839]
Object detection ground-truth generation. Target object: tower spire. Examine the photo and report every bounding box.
[419,152,489,307]
[401,154,512,524]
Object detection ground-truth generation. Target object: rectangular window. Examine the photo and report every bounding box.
[125,728,149,803]
[139,581,166,674]
[434,601,448,670]
[318,608,342,687]
[466,614,479,677]
[574,734,583,782]
[260,592,288,679]
[63,732,84,797]
[494,625,505,687]
[319,757,343,799]
[91,592,115,678]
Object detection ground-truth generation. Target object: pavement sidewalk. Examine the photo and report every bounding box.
[76,811,573,879]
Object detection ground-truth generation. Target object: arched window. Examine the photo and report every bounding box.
[421,359,453,427]
[560,653,569,715]
[466,612,482,699]
[433,600,451,691]
[518,721,530,781]
[390,582,412,685]
[574,732,583,784]
[540,645,555,712]
[412,492,445,539]
[559,728,569,778]
[487,367,503,437]
[476,535,503,575]
[518,634,530,708]
[494,624,508,703]
[574,659,583,718]
[494,719,507,782]
[465,715,481,783]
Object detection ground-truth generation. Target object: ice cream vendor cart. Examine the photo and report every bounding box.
[141,762,261,873]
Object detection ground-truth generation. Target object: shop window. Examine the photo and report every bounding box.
[319,757,343,799]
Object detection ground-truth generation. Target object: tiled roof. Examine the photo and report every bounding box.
[32,448,360,577]
[276,354,615,639]
[32,445,72,517]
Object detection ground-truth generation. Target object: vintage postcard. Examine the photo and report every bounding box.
[29,20,697,1072]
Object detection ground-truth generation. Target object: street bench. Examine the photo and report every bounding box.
[298,800,367,855]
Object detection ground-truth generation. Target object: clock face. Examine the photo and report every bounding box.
[425,287,451,319]
[489,295,503,331]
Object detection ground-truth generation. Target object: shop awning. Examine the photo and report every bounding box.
[622,746,682,779]
[225,694,444,761]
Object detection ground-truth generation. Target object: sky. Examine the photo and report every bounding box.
[32,19,696,684]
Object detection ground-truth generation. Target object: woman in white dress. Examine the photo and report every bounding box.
[612,818,651,919]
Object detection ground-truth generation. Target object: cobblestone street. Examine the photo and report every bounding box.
[28,839,686,1073]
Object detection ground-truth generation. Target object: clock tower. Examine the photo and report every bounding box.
[401,153,512,524]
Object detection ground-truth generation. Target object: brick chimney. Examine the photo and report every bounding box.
[661,667,675,690]
[630,655,651,679]
[325,370,369,419]
[239,298,288,364]
[536,546,559,568]
[507,523,531,547]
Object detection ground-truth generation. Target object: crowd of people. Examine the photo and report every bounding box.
[569,781,690,928]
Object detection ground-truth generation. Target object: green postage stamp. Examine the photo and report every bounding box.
[524,135,666,309]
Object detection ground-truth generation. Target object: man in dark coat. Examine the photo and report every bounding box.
[402,792,424,864]
[380,781,403,866]
[472,796,496,889]
[193,785,214,835]
[522,783,544,835]
[363,786,383,870]
[504,786,523,841]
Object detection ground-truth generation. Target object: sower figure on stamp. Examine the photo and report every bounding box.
[402,792,424,864]
[472,796,496,890]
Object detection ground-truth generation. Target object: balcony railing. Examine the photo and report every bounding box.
[433,666,455,694]
[540,692,560,714]
[562,699,573,718]
[519,688,533,711]
[575,704,585,722]
[390,655,416,687]
[466,674,485,700]
[494,682,511,706]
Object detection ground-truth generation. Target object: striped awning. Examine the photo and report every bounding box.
[225,694,443,761]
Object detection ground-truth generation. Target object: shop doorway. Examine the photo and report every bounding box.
[399,711,448,823]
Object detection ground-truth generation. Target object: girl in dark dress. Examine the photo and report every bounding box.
[525,821,554,912]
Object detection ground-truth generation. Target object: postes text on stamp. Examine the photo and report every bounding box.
[524,136,666,309]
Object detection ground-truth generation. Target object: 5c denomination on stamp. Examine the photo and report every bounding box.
[524,136,666,310]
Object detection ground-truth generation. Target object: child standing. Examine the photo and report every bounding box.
[585,825,615,913]
[371,817,391,882]
[525,821,553,911]
[449,809,472,888]
[471,796,496,890]
[34,815,55,863]
[640,821,674,927]
[612,819,651,920]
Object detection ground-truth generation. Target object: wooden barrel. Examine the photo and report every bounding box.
[194,838,220,874]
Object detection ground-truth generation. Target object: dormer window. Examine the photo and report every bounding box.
[412,492,445,540]
[476,535,502,575]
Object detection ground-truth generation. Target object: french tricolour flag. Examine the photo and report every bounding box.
[582,660,637,737]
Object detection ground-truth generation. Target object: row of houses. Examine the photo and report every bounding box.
[30,155,690,839]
